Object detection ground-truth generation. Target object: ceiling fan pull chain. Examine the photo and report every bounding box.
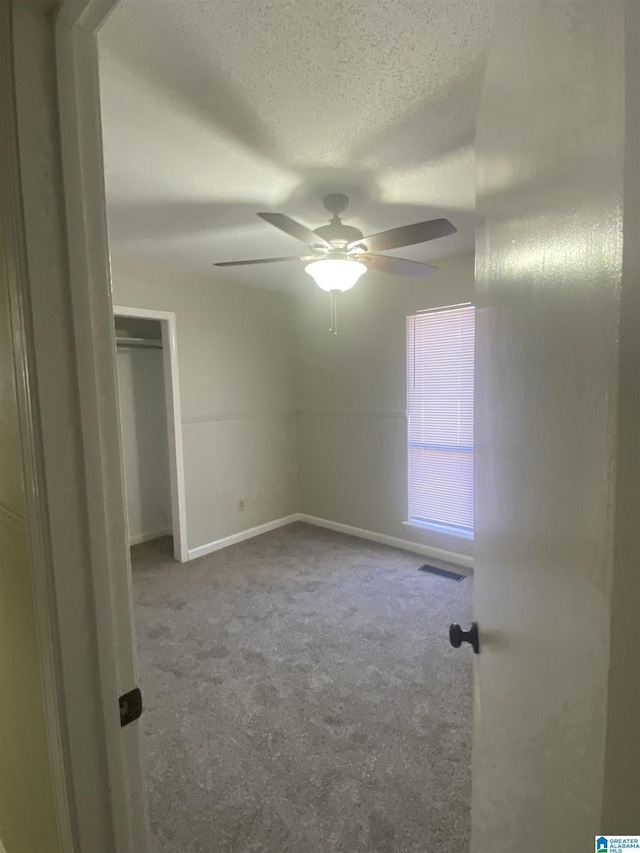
[329,290,339,335]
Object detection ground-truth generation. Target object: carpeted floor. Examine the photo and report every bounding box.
[131,522,472,853]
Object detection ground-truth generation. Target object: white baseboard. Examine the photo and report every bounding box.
[297,514,473,572]
[129,528,172,546]
[187,514,299,560]
[185,512,472,571]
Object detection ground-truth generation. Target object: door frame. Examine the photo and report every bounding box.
[1,4,76,849]
[8,0,150,850]
[55,2,151,849]
[114,306,189,562]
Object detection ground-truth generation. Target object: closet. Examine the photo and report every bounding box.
[114,315,172,547]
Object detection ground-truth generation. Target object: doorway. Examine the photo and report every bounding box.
[113,306,188,563]
[7,2,635,851]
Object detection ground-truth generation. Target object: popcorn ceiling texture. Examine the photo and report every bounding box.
[132,523,472,852]
[99,1,494,292]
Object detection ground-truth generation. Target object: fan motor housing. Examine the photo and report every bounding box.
[313,222,364,249]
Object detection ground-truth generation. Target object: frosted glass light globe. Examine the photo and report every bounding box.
[304,259,367,292]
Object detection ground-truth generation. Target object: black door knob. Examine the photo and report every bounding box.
[449,621,480,654]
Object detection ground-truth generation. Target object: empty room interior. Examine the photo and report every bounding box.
[4,2,640,852]
[100,2,486,850]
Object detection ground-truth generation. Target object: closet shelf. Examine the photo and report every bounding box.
[116,336,163,350]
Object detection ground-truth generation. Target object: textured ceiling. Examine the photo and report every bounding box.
[99,0,494,292]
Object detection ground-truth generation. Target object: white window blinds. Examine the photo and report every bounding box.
[407,303,475,537]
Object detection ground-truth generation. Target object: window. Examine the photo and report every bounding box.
[407,303,475,538]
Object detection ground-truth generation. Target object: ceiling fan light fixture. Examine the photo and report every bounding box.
[304,258,368,292]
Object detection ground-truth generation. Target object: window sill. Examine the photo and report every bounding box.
[403,520,474,541]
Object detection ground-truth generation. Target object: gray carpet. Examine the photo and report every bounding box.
[131,522,472,853]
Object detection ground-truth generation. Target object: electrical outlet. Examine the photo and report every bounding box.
[237,500,245,512]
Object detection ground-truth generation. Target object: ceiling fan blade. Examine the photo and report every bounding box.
[362,254,438,277]
[214,255,314,267]
[257,212,333,250]
[349,218,457,252]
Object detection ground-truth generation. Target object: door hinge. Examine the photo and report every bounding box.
[119,687,143,727]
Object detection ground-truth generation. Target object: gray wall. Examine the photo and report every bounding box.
[111,257,298,551]
[295,253,475,557]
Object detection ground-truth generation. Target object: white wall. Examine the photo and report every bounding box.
[111,255,474,559]
[295,253,475,559]
[116,339,172,545]
[111,257,298,552]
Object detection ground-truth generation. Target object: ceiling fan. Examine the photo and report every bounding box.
[215,193,456,281]
[214,194,457,332]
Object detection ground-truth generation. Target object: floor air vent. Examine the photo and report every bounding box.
[418,564,466,582]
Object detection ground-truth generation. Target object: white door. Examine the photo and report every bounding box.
[470,2,638,851]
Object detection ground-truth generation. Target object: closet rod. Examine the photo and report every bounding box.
[115,337,163,350]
